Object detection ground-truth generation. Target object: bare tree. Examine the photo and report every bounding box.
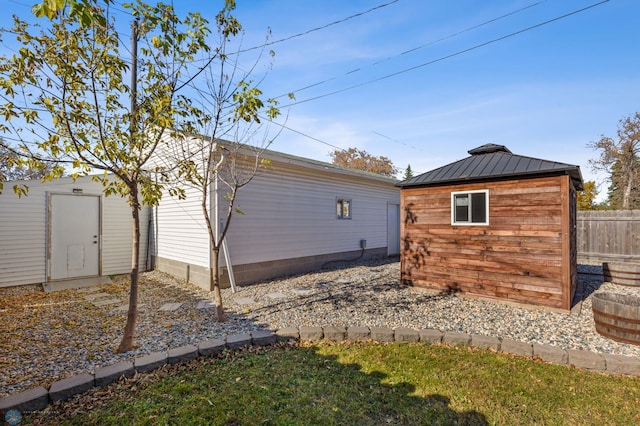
[163,2,286,321]
[589,112,640,210]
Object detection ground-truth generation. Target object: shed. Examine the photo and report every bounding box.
[153,146,401,289]
[396,144,583,311]
[0,176,149,289]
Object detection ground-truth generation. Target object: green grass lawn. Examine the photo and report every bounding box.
[26,342,640,425]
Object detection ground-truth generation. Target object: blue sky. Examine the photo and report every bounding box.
[3,0,639,197]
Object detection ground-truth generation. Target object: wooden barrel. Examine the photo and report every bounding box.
[592,292,640,346]
[602,262,640,287]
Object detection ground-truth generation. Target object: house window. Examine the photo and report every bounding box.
[337,199,351,219]
[451,190,488,225]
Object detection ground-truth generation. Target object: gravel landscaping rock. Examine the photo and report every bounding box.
[1,259,640,399]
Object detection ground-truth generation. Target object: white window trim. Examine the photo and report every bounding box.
[451,189,489,226]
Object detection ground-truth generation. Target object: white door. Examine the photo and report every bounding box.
[50,194,100,280]
[387,203,400,256]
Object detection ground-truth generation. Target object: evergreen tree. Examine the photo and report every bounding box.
[589,112,640,210]
[404,164,414,180]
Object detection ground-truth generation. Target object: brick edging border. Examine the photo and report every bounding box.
[2,326,640,417]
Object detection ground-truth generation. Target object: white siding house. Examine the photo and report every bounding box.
[0,176,149,288]
[153,148,401,289]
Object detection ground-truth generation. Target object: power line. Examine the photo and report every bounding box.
[235,0,401,55]
[263,116,345,152]
[273,1,546,100]
[281,0,611,108]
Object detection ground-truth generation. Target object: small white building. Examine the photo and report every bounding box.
[0,176,149,289]
[153,148,401,290]
[0,147,400,291]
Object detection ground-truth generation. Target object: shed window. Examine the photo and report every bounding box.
[451,190,488,225]
[337,199,351,219]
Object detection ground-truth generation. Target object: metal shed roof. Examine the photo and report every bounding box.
[397,144,584,190]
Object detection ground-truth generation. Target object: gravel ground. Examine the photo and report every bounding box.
[1,258,639,398]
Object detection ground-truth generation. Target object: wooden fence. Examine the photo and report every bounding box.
[577,210,640,264]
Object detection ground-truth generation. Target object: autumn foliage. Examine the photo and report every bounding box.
[330,147,398,177]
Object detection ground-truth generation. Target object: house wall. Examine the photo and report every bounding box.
[154,184,210,269]
[225,161,398,265]
[153,156,400,289]
[0,176,149,288]
[400,175,573,310]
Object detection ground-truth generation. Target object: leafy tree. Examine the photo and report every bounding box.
[32,0,108,26]
[0,139,55,184]
[577,180,599,210]
[588,112,640,210]
[403,164,414,180]
[165,2,284,322]
[0,1,210,352]
[330,147,398,177]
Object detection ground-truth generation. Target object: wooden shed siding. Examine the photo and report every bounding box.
[401,176,570,309]
[0,177,148,288]
[223,161,399,266]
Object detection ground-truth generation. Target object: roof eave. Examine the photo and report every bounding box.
[397,168,583,190]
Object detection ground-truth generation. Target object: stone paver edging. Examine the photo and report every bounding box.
[2,326,640,419]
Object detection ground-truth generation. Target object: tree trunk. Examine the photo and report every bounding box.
[210,246,226,322]
[623,177,633,210]
[117,186,141,353]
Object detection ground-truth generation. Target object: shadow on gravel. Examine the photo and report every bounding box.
[575,264,606,306]
[237,256,459,317]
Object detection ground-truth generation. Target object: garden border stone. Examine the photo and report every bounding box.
[275,327,299,341]
[134,351,167,373]
[419,329,443,344]
[299,326,323,341]
[0,386,48,415]
[251,330,277,346]
[501,339,533,357]
[323,326,347,341]
[567,349,606,371]
[94,361,134,387]
[48,373,95,403]
[198,339,226,356]
[347,326,370,341]
[443,331,471,346]
[167,345,198,365]
[395,327,420,342]
[3,325,640,419]
[533,343,568,364]
[603,353,640,376]
[226,333,252,350]
[471,335,501,351]
[370,327,395,342]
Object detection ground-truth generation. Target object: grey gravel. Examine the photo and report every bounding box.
[1,259,639,400]
[227,260,640,357]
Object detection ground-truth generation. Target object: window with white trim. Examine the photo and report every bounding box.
[451,190,488,225]
[336,198,351,219]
